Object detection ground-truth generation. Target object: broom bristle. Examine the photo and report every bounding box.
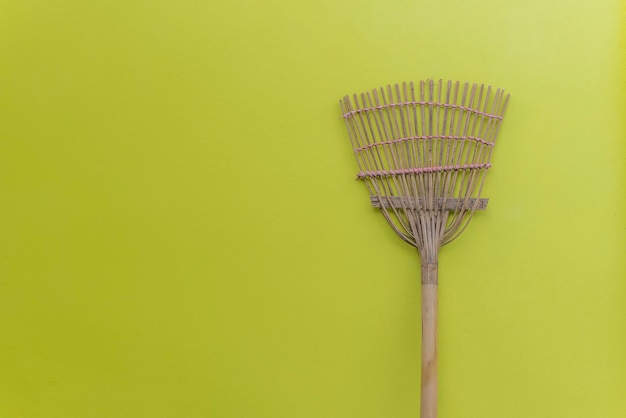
[340,79,509,258]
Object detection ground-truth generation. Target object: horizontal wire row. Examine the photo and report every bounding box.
[354,134,494,152]
[356,163,491,178]
[341,101,504,120]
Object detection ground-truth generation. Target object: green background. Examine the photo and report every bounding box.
[0,0,624,417]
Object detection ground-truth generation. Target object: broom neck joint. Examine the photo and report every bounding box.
[420,253,439,285]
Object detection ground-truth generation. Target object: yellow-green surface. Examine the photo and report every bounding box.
[0,1,624,417]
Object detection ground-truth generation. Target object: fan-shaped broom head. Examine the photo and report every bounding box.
[340,79,509,261]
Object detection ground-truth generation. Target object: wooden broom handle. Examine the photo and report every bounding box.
[421,261,438,418]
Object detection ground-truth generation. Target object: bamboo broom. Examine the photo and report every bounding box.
[339,79,509,418]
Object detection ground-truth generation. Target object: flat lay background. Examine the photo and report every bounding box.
[0,0,624,417]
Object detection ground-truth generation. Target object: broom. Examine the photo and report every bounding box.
[339,79,509,418]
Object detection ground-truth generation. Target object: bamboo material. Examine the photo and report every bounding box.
[338,79,509,418]
[421,280,437,418]
[371,196,489,211]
